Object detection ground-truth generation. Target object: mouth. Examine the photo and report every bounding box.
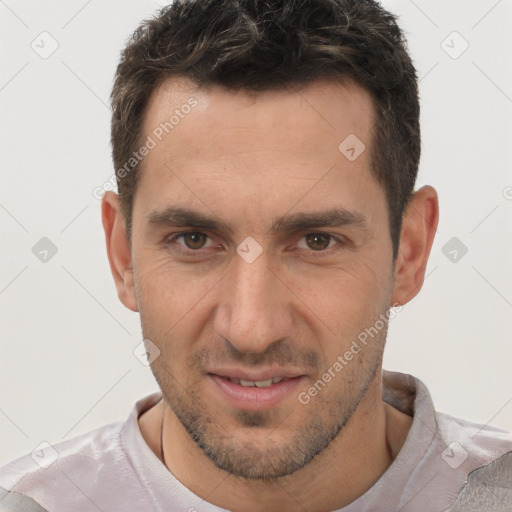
[207,371,305,411]
[223,376,290,387]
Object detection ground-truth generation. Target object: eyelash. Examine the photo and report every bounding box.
[164,231,346,258]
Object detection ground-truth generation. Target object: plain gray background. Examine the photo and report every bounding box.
[1,0,511,466]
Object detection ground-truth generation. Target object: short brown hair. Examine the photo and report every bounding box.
[111,0,420,257]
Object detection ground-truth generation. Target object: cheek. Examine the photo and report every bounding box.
[293,257,392,334]
[133,252,221,351]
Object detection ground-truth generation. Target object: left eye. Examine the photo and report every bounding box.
[297,233,337,251]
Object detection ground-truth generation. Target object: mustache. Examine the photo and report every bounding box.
[189,340,321,370]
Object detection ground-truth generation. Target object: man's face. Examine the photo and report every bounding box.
[130,78,396,479]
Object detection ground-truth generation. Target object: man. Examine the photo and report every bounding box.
[1,0,511,510]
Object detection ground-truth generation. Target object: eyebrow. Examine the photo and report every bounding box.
[147,206,367,234]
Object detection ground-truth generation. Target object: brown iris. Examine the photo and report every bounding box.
[182,232,208,249]
[305,234,331,251]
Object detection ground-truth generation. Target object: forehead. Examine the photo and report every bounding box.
[135,76,382,225]
[142,77,375,156]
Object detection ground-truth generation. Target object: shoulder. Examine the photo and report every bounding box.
[435,411,512,465]
[435,412,512,511]
[446,452,512,511]
[0,420,131,512]
[0,393,162,512]
[383,371,512,510]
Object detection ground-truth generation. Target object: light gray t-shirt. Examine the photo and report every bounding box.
[1,371,511,512]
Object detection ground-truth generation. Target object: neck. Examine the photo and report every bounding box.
[150,374,411,512]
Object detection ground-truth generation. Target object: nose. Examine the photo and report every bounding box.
[214,250,293,354]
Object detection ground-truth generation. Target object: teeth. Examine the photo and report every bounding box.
[239,378,274,388]
[254,379,273,388]
[226,376,288,387]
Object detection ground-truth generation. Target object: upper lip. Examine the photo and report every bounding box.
[208,368,304,381]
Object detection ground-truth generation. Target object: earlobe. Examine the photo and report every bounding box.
[391,186,439,307]
[101,191,139,312]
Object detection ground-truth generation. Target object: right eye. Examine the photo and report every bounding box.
[173,232,212,250]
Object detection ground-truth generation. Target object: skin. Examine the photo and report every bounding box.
[102,77,438,511]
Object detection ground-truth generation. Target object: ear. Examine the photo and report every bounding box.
[391,186,439,306]
[101,191,139,312]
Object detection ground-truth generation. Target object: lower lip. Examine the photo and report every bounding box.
[208,374,304,411]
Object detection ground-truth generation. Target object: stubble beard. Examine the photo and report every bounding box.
[148,335,384,481]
